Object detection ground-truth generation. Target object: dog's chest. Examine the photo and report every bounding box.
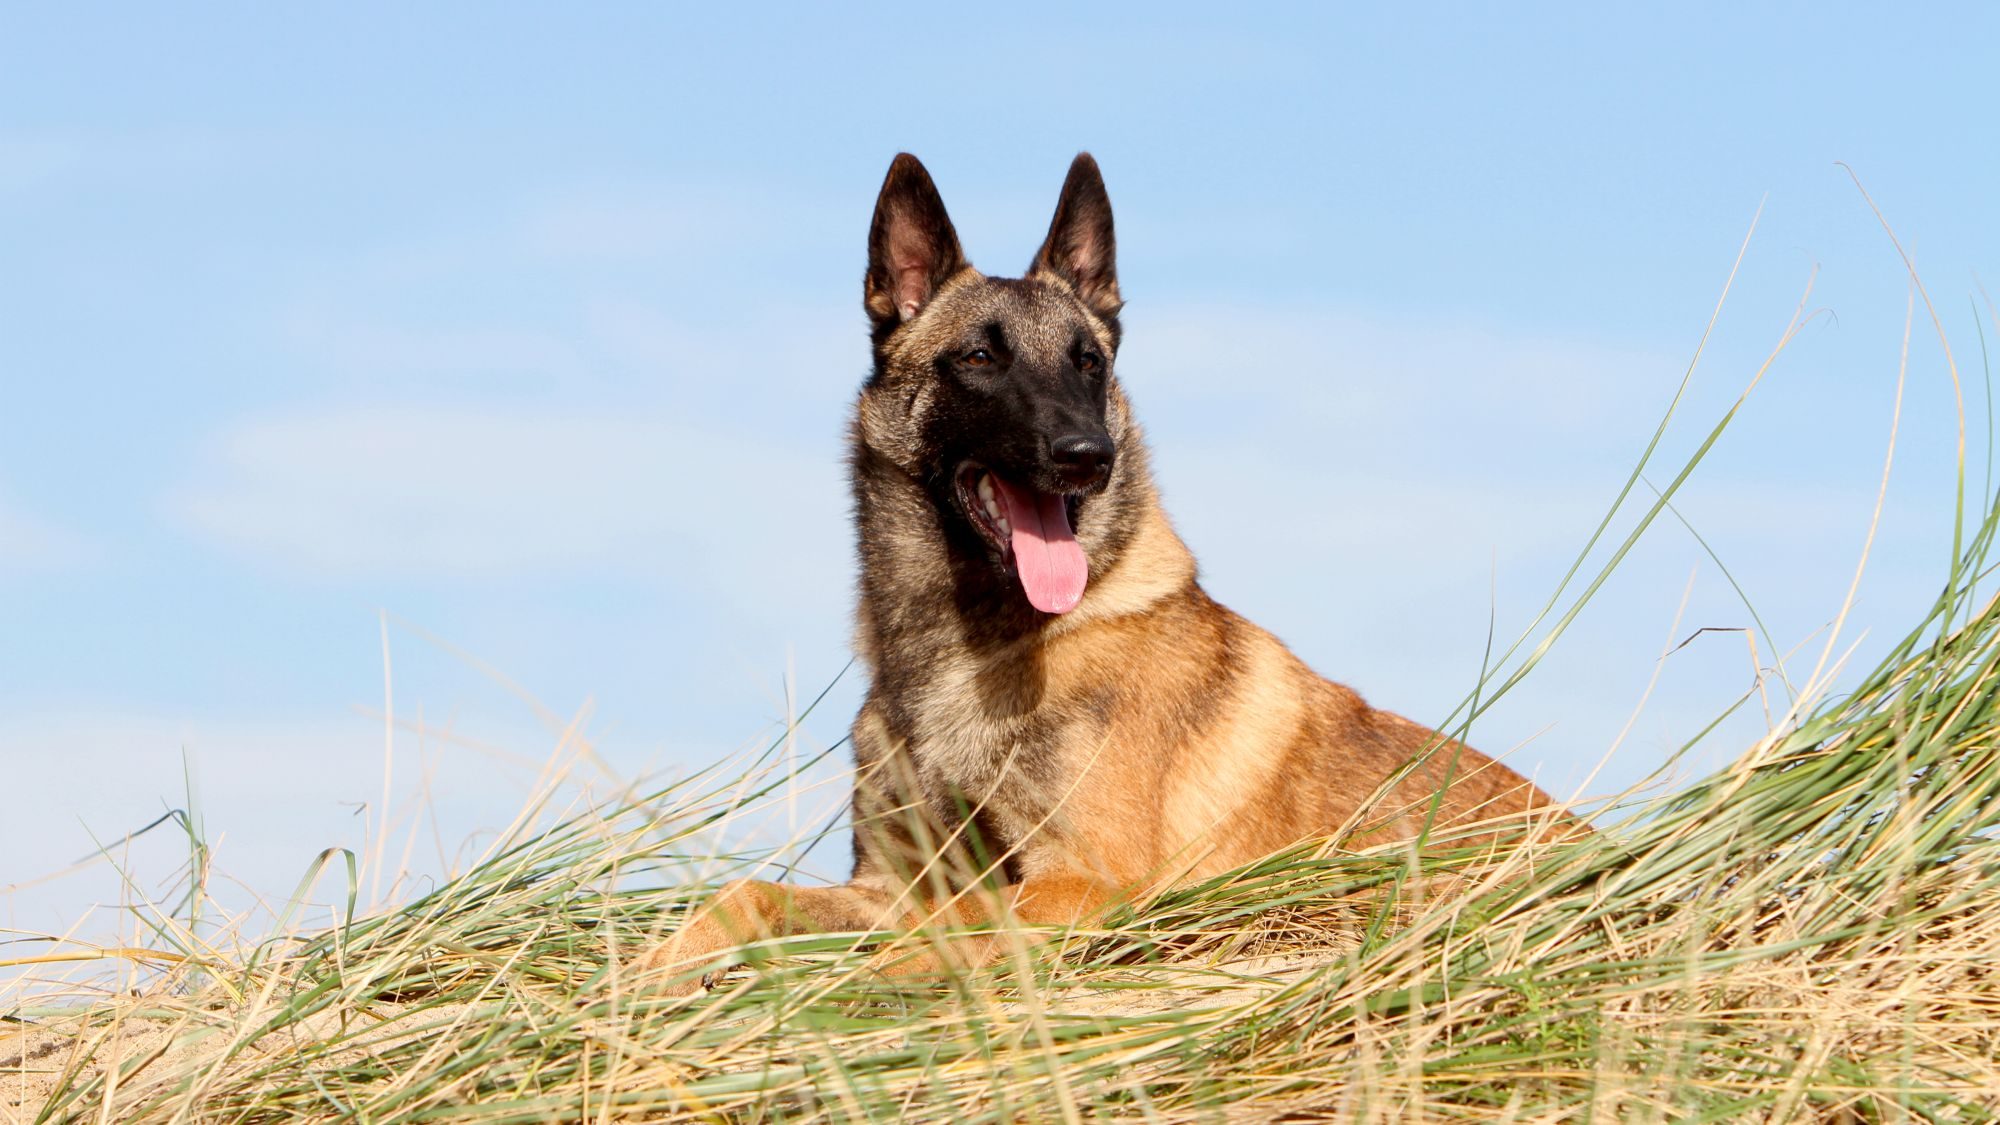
[898,649,1072,811]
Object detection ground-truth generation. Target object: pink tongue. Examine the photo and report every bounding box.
[991,476,1089,614]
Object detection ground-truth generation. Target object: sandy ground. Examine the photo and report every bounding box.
[1,1001,471,1123]
[3,950,1334,1122]
[4,1009,188,1124]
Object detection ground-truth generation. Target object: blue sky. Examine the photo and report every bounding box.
[4,5,1998,945]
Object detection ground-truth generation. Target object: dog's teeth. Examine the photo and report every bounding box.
[984,498,1002,520]
[977,475,994,503]
[996,517,1011,535]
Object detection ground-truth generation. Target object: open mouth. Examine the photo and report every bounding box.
[955,463,1090,615]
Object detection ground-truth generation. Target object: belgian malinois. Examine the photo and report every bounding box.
[640,153,1567,992]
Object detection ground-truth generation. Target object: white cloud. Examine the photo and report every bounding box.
[516,180,847,264]
[0,127,231,194]
[280,308,594,391]
[276,291,859,401]
[521,186,732,263]
[0,490,89,572]
[0,709,646,948]
[165,406,851,618]
[0,703,859,965]
[0,134,80,193]
[1120,301,1679,453]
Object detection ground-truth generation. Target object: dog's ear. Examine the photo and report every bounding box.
[1030,153,1121,321]
[866,154,968,327]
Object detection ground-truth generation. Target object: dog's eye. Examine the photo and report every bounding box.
[962,349,995,367]
[1079,351,1104,374]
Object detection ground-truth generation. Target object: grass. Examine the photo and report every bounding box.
[9,227,2000,1122]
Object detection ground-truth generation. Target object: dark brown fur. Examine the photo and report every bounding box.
[638,153,1572,991]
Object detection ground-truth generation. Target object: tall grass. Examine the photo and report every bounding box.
[10,243,2000,1122]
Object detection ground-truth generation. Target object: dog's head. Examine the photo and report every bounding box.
[855,153,1133,616]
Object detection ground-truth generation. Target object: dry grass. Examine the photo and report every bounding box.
[12,622,2000,1124]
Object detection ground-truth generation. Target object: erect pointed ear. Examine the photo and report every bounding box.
[865,154,969,327]
[1029,152,1121,320]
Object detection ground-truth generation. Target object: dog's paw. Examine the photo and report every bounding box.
[631,918,737,997]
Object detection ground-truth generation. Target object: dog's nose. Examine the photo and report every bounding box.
[1051,432,1115,486]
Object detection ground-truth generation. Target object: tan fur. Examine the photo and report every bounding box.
[637,154,1576,994]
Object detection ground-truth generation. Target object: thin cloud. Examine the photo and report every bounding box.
[279,308,594,392]
[164,406,850,618]
[0,709,699,942]
[519,183,839,263]
[1121,300,1678,450]
[0,490,90,572]
[0,126,232,194]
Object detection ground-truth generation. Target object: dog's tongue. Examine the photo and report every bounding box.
[992,477,1088,614]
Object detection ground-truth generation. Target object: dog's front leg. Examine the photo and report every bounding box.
[865,872,1120,982]
[635,879,902,996]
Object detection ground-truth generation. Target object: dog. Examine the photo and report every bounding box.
[639,153,1568,993]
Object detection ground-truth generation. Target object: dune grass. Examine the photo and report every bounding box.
[9,232,2000,1122]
